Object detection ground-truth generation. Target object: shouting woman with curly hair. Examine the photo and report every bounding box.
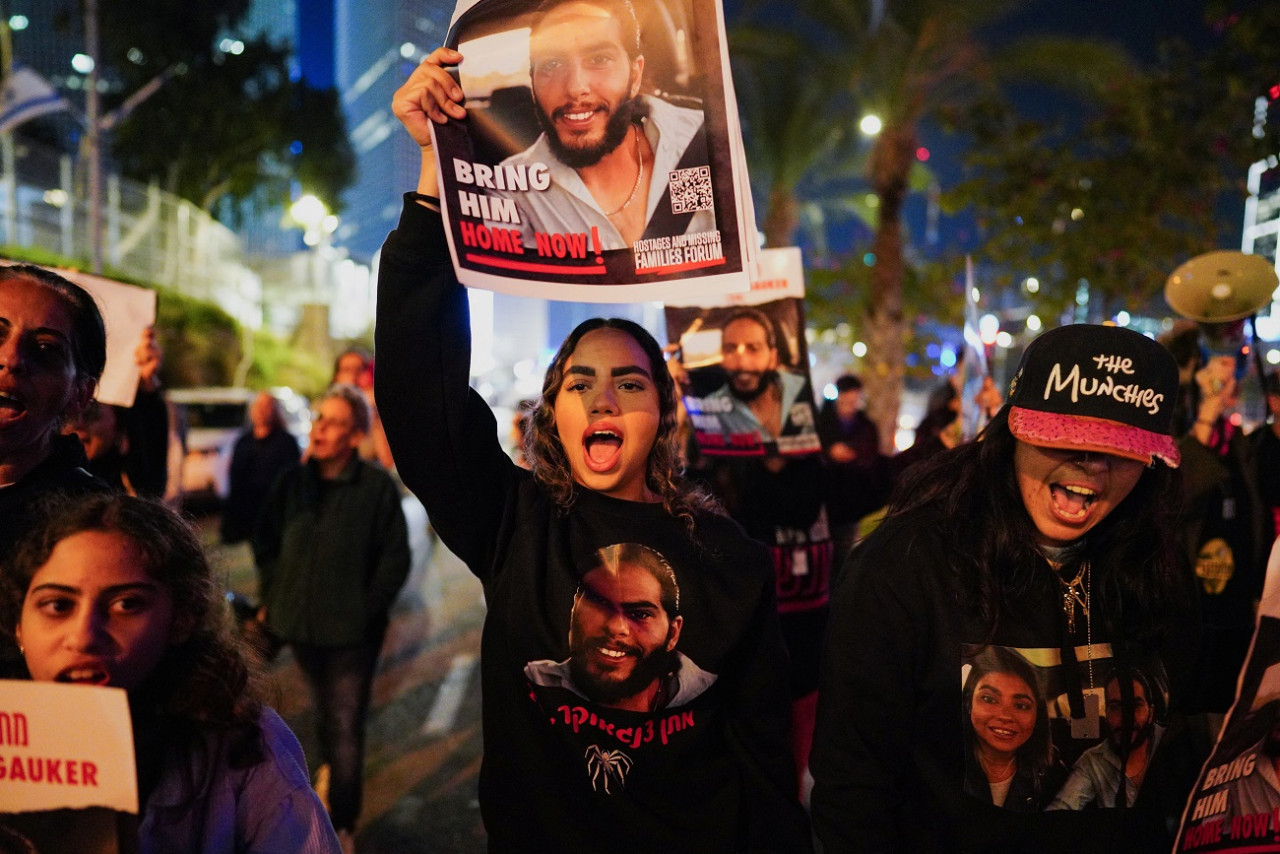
[370,47,810,854]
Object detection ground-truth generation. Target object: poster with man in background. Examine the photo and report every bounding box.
[664,247,821,457]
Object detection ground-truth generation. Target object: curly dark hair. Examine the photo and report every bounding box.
[886,407,1189,644]
[0,493,269,795]
[525,317,719,528]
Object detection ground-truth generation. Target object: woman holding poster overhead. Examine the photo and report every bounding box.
[427,0,752,301]
[811,324,1202,852]
[375,47,809,852]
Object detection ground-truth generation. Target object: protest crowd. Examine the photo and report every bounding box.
[3,1,1280,853]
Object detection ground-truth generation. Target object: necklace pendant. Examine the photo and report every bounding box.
[1064,592,1076,634]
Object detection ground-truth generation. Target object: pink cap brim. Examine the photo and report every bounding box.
[1009,407,1180,469]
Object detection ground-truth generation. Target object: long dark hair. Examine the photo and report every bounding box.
[526,317,719,527]
[0,494,268,794]
[887,408,1187,643]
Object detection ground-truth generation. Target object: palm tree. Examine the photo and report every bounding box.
[731,0,1136,449]
[728,26,868,251]
[808,0,1015,449]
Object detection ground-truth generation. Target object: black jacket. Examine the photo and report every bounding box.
[0,434,108,553]
[374,196,810,854]
[811,506,1200,853]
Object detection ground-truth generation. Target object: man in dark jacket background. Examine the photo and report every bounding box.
[254,382,410,852]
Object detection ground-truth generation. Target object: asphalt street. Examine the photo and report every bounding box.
[197,502,490,853]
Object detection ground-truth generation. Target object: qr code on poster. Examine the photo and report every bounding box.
[668,166,714,215]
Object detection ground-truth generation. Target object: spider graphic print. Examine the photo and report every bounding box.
[585,745,634,794]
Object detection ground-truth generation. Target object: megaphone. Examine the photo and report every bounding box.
[1164,250,1277,323]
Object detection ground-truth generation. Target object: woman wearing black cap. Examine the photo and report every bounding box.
[811,324,1199,852]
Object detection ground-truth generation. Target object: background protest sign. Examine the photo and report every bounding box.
[0,680,138,854]
[1175,539,1280,852]
[664,247,822,457]
[434,0,754,302]
[53,268,157,408]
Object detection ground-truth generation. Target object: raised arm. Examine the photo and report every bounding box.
[389,46,466,198]
[375,48,516,576]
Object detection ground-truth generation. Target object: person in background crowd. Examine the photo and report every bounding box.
[1250,369,1280,539]
[253,384,410,854]
[1160,323,1269,725]
[686,442,836,802]
[816,373,894,566]
[221,390,301,545]
[59,325,176,500]
[373,47,811,852]
[817,373,879,465]
[913,377,963,450]
[332,346,395,471]
[63,399,130,491]
[119,325,172,498]
[812,323,1200,852]
[0,492,340,853]
[509,398,538,469]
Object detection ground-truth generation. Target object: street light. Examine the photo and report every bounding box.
[290,193,336,247]
[859,114,883,136]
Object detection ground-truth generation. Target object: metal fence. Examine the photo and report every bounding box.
[0,136,266,327]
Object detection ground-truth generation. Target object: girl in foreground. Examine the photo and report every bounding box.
[1,492,340,854]
[374,47,809,853]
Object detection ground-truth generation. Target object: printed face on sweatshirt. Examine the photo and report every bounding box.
[567,557,683,712]
[553,328,661,502]
[970,669,1038,760]
[1013,441,1145,549]
[960,644,1170,813]
[524,543,719,794]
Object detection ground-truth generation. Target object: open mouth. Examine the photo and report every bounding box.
[557,104,603,121]
[0,390,25,419]
[590,642,638,672]
[57,666,111,686]
[583,430,623,473]
[1050,483,1097,521]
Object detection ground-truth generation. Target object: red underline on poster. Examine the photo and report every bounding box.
[465,253,606,275]
[646,257,728,275]
[1198,847,1280,853]
[703,449,766,457]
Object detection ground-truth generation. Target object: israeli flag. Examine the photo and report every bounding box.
[0,63,70,135]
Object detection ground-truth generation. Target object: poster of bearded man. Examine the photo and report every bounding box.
[664,247,822,458]
[431,0,756,302]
